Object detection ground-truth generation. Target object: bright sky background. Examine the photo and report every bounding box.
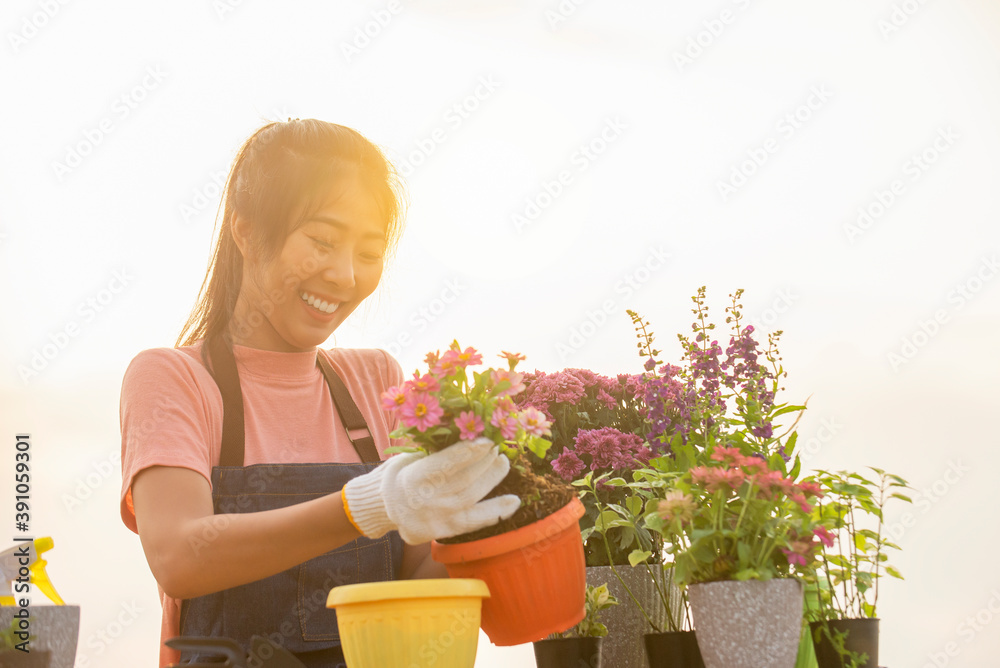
[2,1,999,666]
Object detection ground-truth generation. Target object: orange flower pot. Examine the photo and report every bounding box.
[431,496,587,646]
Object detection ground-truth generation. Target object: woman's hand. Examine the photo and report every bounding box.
[342,437,520,545]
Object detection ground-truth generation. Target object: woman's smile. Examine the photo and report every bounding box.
[230,177,387,352]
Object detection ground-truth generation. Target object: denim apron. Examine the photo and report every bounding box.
[177,336,404,667]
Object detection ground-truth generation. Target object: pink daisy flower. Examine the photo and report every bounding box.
[455,410,485,440]
[797,480,824,499]
[517,406,551,437]
[400,392,444,431]
[491,368,526,397]
[710,446,748,467]
[409,372,441,394]
[381,386,408,413]
[489,405,519,440]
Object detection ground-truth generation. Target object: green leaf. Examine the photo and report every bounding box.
[737,541,751,566]
[382,445,425,455]
[628,549,653,567]
[772,404,806,418]
[886,566,904,580]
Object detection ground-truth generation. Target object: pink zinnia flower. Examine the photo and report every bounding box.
[489,400,519,440]
[797,480,824,499]
[409,372,441,394]
[518,406,551,437]
[381,386,408,413]
[691,465,745,493]
[741,455,770,475]
[711,446,748,467]
[400,392,444,431]
[455,410,485,440]
[440,345,483,373]
[492,368,526,397]
[755,470,795,499]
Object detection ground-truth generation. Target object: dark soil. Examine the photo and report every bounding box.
[437,456,576,544]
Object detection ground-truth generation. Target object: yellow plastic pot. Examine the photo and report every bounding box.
[326,578,489,668]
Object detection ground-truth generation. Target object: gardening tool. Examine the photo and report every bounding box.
[0,537,64,606]
[165,635,307,668]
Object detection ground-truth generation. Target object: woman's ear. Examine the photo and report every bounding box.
[231,214,252,259]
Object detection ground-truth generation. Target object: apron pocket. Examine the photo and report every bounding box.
[296,534,394,642]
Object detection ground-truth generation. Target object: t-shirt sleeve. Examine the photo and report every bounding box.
[119,348,219,534]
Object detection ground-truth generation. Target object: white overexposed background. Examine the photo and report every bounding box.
[2,1,999,666]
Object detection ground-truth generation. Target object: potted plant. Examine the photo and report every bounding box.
[805,468,911,668]
[515,367,682,667]
[533,583,618,668]
[633,288,824,668]
[577,470,700,668]
[382,342,586,646]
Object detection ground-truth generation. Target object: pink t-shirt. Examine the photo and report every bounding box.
[119,341,404,667]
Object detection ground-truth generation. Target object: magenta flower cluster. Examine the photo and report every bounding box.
[552,427,653,481]
[517,368,616,418]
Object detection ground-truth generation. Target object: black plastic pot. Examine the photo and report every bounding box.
[533,636,602,668]
[643,630,705,668]
[809,619,879,668]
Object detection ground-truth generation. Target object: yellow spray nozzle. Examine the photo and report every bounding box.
[30,560,64,606]
[1,537,64,606]
[30,538,64,606]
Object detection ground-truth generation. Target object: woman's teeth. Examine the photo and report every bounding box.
[300,292,340,314]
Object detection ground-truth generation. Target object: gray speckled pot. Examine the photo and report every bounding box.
[0,605,79,668]
[585,565,684,668]
[687,579,802,668]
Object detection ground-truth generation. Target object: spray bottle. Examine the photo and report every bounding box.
[0,537,65,606]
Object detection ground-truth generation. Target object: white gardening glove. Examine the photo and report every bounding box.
[341,437,521,545]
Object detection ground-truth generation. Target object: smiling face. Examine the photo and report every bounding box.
[229,177,387,352]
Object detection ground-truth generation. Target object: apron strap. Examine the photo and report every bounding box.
[317,352,382,464]
[205,336,381,466]
[206,335,247,468]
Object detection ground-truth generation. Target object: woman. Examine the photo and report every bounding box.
[118,120,519,667]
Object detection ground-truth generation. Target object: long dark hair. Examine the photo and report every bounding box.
[176,119,406,348]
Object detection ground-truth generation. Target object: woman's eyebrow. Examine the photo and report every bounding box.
[310,215,385,240]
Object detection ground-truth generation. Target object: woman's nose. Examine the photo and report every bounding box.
[319,248,356,290]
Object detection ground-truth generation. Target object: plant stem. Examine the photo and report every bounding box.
[592,486,660,633]
[873,471,887,616]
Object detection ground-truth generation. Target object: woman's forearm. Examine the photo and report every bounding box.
[134,466,362,600]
